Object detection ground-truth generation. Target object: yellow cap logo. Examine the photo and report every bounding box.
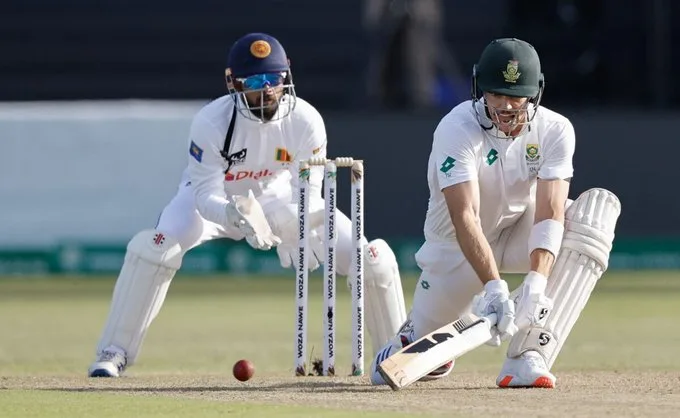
[250,40,271,59]
[502,60,521,83]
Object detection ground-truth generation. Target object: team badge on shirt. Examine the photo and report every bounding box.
[189,141,203,162]
[525,144,540,162]
[526,143,540,175]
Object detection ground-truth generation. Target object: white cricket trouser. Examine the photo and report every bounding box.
[159,183,405,352]
[409,202,536,340]
[158,182,363,276]
[95,181,379,366]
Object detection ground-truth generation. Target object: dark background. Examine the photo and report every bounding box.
[3,0,675,240]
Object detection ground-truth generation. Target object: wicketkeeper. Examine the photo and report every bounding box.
[88,32,406,377]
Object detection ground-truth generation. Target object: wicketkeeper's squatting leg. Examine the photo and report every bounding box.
[89,229,182,376]
[90,190,407,377]
[500,188,621,385]
[363,238,408,352]
[89,183,223,377]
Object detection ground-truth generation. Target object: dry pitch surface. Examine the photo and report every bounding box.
[3,371,679,417]
[1,273,679,417]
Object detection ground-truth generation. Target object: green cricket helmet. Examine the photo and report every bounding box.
[471,38,545,137]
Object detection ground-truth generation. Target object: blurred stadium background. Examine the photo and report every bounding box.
[2,3,680,416]
[1,0,678,275]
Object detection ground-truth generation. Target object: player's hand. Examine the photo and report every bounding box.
[266,203,325,271]
[472,279,519,346]
[276,229,324,271]
[226,190,282,251]
[513,271,553,330]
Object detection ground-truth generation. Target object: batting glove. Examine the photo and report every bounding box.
[513,271,554,330]
[472,279,519,345]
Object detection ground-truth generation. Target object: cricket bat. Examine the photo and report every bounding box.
[377,313,497,391]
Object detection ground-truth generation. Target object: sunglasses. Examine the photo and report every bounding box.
[237,72,287,90]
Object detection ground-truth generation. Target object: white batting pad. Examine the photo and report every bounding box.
[96,229,183,365]
[362,239,407,355]
[508,188,621,368]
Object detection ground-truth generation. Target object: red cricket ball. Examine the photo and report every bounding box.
[232,359,255,382]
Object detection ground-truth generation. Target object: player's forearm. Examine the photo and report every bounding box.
[530,248,555,276]
[531,179,569,277]
[530,212,561,276]
[535,199,565,224]
[452,210,500,284]
[195,193,229,226]
[192,180,230,226]
[187,151,232,227]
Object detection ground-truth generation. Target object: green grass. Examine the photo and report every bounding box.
[0,271,679,417]
[0,390,410,418]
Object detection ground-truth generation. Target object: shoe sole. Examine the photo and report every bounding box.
[497,375,554,388]
[88,369,118,378]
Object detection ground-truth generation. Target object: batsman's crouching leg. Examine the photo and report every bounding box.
[499,188,621,388]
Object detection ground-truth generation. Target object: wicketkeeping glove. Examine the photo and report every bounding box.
[266,203,325,271]
[225,190,281,251]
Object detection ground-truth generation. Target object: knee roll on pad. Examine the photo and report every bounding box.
[127,229,183,270]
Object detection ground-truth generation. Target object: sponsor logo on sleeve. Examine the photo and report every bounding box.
[439,156,456,177]
[189,141,203,162]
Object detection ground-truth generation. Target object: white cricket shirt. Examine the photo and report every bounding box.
[423,99,575,244]
[180,94,326,227]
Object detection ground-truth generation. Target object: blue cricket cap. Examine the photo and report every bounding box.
[227,33,289,78]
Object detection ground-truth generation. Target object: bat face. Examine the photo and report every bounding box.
[377,313,496,391]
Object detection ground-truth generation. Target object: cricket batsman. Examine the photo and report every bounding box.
[371,38,621,388]
[88,32,406,377]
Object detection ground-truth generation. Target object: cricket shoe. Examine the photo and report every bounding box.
[417,360,454,382]
[496,351,556,388]
[88,346,127,377]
